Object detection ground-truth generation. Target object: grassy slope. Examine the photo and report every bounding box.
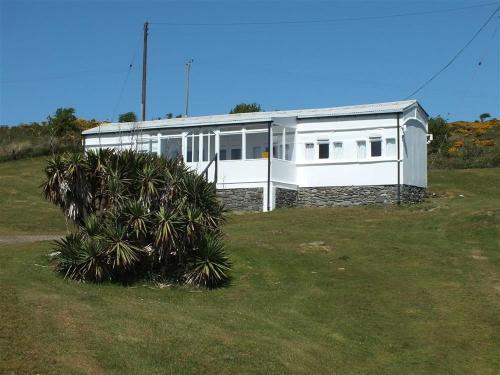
[1,158,499,374]
[0,157,68,235]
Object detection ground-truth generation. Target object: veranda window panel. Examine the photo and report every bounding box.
[285,129,295,161]
[202,134,215,161]
[245,132,267,159]
[186,136,193,162]
[165,138,182,159]
[219,133,242,160]
[186,134,199,162]
[272,126,283,159]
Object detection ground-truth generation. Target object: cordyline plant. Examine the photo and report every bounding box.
[42,149,230,288]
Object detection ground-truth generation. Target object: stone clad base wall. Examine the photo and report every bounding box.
[216,185,425,211]
[275,188,298,209]
[216,188,263,211]
[297,185,426,207]
[401,184,426,203]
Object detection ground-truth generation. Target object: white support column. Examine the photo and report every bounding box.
[181,132,188,162]
[282,127,286,160]
[207,131,210,161]
[156,133,161,156]
[198,131,203,163]
[242,127,247,160]
[269,126,273,158]
[215,130,220,159]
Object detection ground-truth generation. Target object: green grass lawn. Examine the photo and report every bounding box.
[1,157,499,374]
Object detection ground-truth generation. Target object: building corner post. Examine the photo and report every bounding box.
[397,113,401,205]
[267,121,272,212]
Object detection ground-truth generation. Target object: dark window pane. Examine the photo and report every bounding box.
[231,148,242,160]
[371,140,382,157]
[220,149,227,160]
[318,143,329,159]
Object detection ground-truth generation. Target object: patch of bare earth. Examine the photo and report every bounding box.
[0,235,64,244]
[299,241,332,253]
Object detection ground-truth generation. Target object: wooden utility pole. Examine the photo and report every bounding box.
[141,21,149,122]
[184,59,193,117]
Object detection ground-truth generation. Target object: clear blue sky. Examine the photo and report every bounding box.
[1,0,499,125]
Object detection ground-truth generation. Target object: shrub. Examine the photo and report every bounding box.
[42,149,230,288]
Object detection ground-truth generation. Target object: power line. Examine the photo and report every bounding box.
[405,5,500,99]
[150,3,498,27]
[110,33,142,123]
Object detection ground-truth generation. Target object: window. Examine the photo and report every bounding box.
[357,141,366,159]
[333,142,343,159]
[386,138,396,157]
[305,143,314,161]
[165,138,182,159]
[219,133,242,160]
[318,142,329,159]
[246,132,267,159]
[186,134,199,163]
[285,129,295,161]
[220,149,227,160]
[231,148,241,160]
[370,139,382,157]
[202,133,215,161]
[252,146,262,159]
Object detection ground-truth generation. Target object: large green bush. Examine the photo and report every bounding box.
[42,149,230,288]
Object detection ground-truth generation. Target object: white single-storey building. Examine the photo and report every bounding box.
[82,100,429,211]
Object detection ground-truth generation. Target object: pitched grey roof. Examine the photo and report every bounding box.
[83,100,425,135]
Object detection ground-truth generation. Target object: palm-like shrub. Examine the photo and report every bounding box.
[43,149,230,288]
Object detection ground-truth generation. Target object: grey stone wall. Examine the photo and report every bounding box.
[275,188,298,209]
[297,184,425,207]
[401,185,426,203]
[216,188,263,211]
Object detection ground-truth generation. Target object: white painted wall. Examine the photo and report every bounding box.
[83,107,428,196]
[402,119,427,187]
[295,114,400,187]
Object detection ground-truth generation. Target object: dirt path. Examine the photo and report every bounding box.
[0,235,64,244]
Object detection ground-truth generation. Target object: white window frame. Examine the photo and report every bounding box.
[385,138,396,158]
[356,140,367,160]
[332,142,343,159]
[304,142,315,161]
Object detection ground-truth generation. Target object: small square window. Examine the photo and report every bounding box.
[318,143,329,159]
[371,139,382,157]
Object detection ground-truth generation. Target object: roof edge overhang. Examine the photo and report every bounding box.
[82,100,428,136]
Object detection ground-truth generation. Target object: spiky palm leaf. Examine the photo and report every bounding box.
[102,221,142,269]
[137,163,163,205]
[184,235,231,288]
[154,207,183,259]
[121,200,150,239]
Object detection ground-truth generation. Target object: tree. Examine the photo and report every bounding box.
[42,149,230,288]
[428,116,451,155]
[479,113,491,122]
[229,103,261,114]
[47,108,79,137]
[118,112,137,123]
